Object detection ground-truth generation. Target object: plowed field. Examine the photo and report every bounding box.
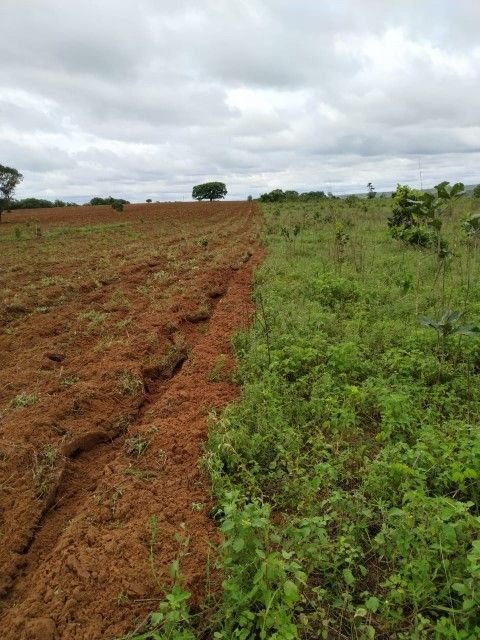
[0,201,260,639]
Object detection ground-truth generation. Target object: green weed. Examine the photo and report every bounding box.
[116,371,144,395]
[79,310,106,326]
[126,525,194,640]
[207,354,228,382]
[125,435,150,458]
[10,392,38,408]
[32,444,59,498]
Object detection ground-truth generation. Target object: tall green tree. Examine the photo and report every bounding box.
[192,181,227,202]
[0,164,23,222]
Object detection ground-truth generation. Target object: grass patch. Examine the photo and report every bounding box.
[116,371,144,396]
[10,392,38,408]
[0,222,131,243]
[32,444,59,498]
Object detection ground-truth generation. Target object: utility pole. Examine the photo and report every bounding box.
[419,160,423,191]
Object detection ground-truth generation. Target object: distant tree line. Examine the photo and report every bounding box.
[9,197,79,209]
[7,196,131,210]
[259,189,332,202]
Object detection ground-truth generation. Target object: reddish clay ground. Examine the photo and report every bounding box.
[0,202,261,639]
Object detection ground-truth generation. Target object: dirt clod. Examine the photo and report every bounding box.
[45,353,65,362]
[22,618,57,640]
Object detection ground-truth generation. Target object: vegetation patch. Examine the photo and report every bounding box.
[197,194,480,639]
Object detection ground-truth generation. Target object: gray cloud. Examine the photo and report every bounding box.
[0,0,479,201]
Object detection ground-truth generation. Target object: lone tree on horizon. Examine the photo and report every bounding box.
[0,164,23,222]
[192,181,227,202]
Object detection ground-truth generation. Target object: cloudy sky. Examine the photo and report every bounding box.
[1,0,479,201]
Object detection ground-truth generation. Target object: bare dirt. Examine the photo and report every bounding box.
[0,201,261,639]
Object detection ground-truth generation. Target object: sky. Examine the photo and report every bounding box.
[1,0,480,202]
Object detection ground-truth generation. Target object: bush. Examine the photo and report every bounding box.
[259,189,327,203]
[9,198,79,210]
[112,201,124,212]
[387,184,433,247]
[388,184,420,230]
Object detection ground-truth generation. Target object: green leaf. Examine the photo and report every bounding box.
[456,324,480,337]
[435,181,450,199]
[450,182,465,198]
[169,559,180,579]
[418,315,437,329]
[365,596,380,612]
[232,537,245,552]
[443,310,463,324]
[343,568,355,586]
[283,579,299,603]
[452,582,467,595]
[151,612,164,625]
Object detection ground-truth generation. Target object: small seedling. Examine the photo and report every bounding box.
[116,371,144,395]
[110,486,124,517]
[125,434,150,458]
[60,375,79,387]
[32,444,59,498]
[80,310,106,327]
[152,270,168,283]
[136,284,150,296]
[116,317,133,329]
[208,354,228,382]
[418,310,480,343]
[10,392,38,408]
[157,449,168,468]
[463,213,480,242]
[334,221,349,264]
[107,290,131,310]
[116,592,130,606]
[94,335,115,352]
[148,515,161,588]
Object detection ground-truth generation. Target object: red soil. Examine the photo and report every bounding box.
[0,202,261,639]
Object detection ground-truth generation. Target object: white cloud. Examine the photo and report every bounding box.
[0,0,479,201]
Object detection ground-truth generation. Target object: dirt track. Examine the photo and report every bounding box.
[0,202,261,639]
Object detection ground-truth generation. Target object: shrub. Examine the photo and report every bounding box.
[112,201,124,213]
[388,184,420,231]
